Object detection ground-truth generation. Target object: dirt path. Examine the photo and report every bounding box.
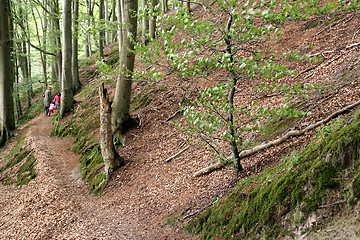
[1,109,236,239]
[0,114,197,239]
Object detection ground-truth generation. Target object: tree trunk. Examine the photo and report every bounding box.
[0,0,15,146]
[117,0,123,50]
[111,0,138,139]
[60,0,74,118]
[111,0,117,43]
[99,0,105,59]
[72,0,80,92]
[51,0,62,85]
[185,0,190,12]
[149,0,158,39]
[99,83,124,177]
[14,59,22,121]
[161,0,168,13]
[142,0,149,44]
[105,0,110,46]
[85,0,92,57]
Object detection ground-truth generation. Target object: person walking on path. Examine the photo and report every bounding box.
[53,92,61,109]
[44,86,52,116]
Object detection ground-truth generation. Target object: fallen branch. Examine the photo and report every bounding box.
[165,145,190,162]
[193,100,360,177]
[318,200,347,208]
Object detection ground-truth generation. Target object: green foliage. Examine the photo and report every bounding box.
[185,112,360,239]
[17,95,44,126]
[137,0,335,168]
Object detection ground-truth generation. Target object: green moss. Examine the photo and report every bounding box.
[131,87,167,111]
[79,143,107,195]
[185,111,360,239]
[106,47,120,67]
[0,132,37,187]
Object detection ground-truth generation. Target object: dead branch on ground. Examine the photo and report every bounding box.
[194,99,360,177]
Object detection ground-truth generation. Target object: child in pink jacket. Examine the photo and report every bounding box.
[53,92,61,109]
[48,103,56,116]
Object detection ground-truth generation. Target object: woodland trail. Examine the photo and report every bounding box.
[0,114,195,239]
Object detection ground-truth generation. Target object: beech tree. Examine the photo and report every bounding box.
[136,0,357,172]
[111,0,138,140]
[72,0,80,92]
[60,0,74,118]
[0,0,15,146]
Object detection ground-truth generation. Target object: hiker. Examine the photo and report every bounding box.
[44,85,52,116]
[48,102,56,116]
[53,92,61,109]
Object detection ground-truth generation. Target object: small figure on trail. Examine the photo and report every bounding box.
[44,85,52,116]
[48,102,56,116]
[53,92,61,109]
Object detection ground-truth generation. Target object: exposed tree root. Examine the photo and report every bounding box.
[193,99,360,177]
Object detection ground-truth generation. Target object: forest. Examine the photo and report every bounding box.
[1,0,360,239]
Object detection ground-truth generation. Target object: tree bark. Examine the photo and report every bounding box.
[142,0,149,44]
[72,0,80,92]
[51,0,62,85]
[99,0,105,59]
[112,0,138,139]
[99,83,124,177]
[149,0,158,39]
[0,0,15,146]
[111,0,117,43]
[85,0,93,57]
[60,0,74,118]
[161,0,168,13]
[105,0,110,46]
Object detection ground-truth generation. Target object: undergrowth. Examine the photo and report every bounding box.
[184,111,360,239]
[0,132,37,186]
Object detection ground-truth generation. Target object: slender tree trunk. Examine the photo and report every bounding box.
[111,0,117,43]
[60,0,74,118]
[99,0,105,59]
[30,7,47,90]
[149,0,158,39]
[224,14,242,172]
[14,59,22,121]
[142,0,149,44]
[117,0,123,50]
[105,0,110,46]
[51,0,62,85]
[185,0,190,12]
[161,0,168,13]
[0,0,15,146]
[85,0,92,57]
[111,0,138,139]
[42,5,48,90]
[72,0,80,92]
[99,83,123,178]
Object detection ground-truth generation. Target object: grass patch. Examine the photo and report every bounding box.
[184,111,360,239]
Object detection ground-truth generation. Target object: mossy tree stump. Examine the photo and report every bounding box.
[99,83,123,178]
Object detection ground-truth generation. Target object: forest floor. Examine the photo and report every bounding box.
[2,3,360,240]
